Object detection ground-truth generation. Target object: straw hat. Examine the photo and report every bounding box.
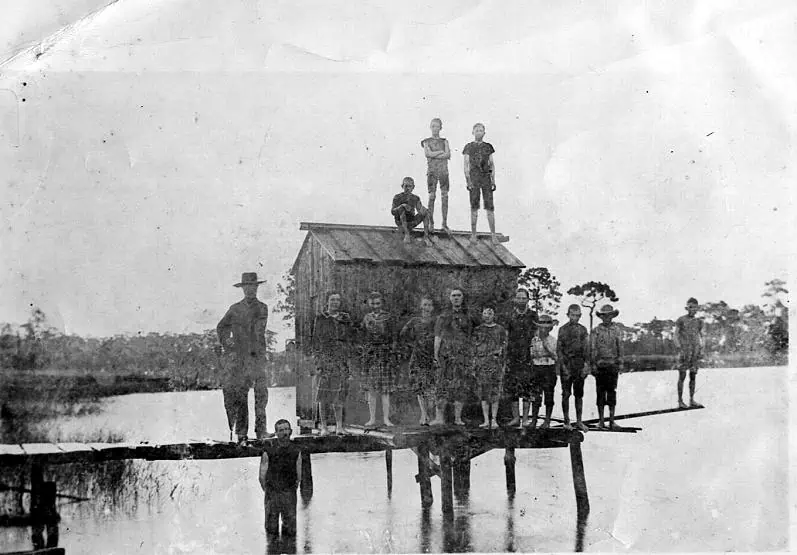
[596,304,619,318]
[534,314,557,328]
[233,272,266,287]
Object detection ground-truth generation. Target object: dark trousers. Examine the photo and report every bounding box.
[265,489,297,536]
[223,372,269,438]
[594,364,619,407]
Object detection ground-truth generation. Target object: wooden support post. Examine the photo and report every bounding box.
[569,441,590,517]
[440,452,454,516]
[504,447,516,496]
[416,444,433,508]
[385,448,393,497]
[299,451,314,502]
[452,450,471,499]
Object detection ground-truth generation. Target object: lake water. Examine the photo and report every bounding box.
[1,366,789,553]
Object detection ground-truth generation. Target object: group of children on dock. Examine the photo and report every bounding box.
[392,118,499,245]
[310,288,708,435]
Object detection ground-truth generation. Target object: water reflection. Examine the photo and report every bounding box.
[441,511,472,553]
[575,510,589,552]
[504,497,515,553]
[266,532,296,555]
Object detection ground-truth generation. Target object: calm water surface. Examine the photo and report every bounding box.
[1,367,788,553]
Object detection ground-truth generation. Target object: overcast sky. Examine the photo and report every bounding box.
[1,0,793,343]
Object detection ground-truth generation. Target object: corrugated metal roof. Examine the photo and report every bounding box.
[296,222,525,268]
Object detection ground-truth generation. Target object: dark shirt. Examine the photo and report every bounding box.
[557,321,589,363]
[435,308,480,344]
[462,141,495,175]
[421,136,449,175]
[217,298,269,357]
[391,191,422,219]
[264,441,300,492]
[311,311,353,354]
[505,308,537,363]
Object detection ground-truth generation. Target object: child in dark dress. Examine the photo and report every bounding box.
[472,306,507,429]
[399,297,437,425]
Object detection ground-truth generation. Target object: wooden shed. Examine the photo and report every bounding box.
[290,222,526,423]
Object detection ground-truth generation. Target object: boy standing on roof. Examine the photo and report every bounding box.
[674,297,705,408]
[590,304,623,429]
[391,177,433,246]
[463,123,497,245]
[421,118,451,232]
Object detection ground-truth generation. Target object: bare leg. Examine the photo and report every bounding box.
[520,398,530,427]
[417,395,429,425]
[529,402,541,429]
[318,402,329,436]
[430,401,446,425]
[441,191,449,231]
[597,405,606,429]
[490,402,499,428]
[608,405,616,429]
[575,397,588,431]
[689,372,702,407]
[480,401,490,427]
[427,194,436,228]
[542,404,553,428]
[334,405,345,434]
[562,393,572,429]
[420,207,433,245]
[454,401,465,425]
[677,370,687,408]
[365,391,378,427]
[487,209,497,244]
[507,396,520,426]
[470,209,478,242]
[399,211,411,244]
[382,393,395,426]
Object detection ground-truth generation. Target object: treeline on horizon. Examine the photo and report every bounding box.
[0,274,788,389]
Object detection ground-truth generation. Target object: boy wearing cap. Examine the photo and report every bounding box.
[217,272,272,442]
[557,305,590,431]
[391,177,433,246]
[528,314,558,429]
[590,304,623,429]
[421,118,451,231]
[675,298,704,408]
[463,123,498,245]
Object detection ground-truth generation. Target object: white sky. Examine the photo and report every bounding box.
[1,0,794,343]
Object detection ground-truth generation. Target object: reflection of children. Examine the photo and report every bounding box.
[674,298,704,408]
[590,304,623,429]
[361,291,398,427]
[421,118,451,231]
[472,306,507,429]
[557,305,590,431]
[529,314,557,429]
[462,123,497,244]
[400,297,437,425]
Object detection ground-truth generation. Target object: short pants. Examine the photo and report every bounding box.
[530,364,557,407]
[468,172,494,211]
[679,345,701,373]
[560,375,585,398]
[394,207,426,229]
[427,171,450,195]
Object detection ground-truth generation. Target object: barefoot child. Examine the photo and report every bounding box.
[399,297,437,425]
[590,304,623,429]
[421,118,451,231]
[462,123,498,244]
[505,288,537,428]
[361,292,398,427]
[391,177,432,245]
[432,288,479,426]
[472,305,507,429]
[557,305,590,431]
[674,297,704,408]
[528,314,558,429]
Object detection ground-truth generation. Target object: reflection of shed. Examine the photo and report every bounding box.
[291,222,526,346]
[290,222,526,424]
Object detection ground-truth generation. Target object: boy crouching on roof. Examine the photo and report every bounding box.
[557,305,590,431]
[590,304,623,429]
[391,177,433,246]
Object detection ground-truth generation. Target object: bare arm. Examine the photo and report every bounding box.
[463,155,472,188]
[259,452,269,492]
[488,154,496,185]
[434,336,442,361]
[296,452,302,487]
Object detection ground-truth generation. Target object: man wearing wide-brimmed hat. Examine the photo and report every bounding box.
[590,304,623,429]
[217,272,271,442]
[674,297,704,409]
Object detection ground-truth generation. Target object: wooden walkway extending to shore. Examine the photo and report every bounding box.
[0,405,704,555]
